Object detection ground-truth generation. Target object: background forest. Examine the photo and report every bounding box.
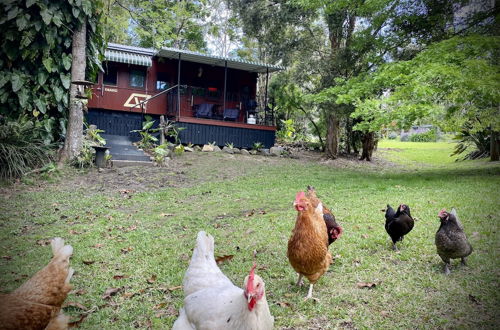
[0,0,499,178]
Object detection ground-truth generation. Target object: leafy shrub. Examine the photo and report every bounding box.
[252,142,263,151]
[388,132,398,140]
[152,144,170,165]
[71,125,106,168]
[452,128,490,160]
[0,117,53,180]
[408,129,438,142]
[131,116,159,150]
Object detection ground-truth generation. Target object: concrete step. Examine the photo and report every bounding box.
[102,134,152,164]
[112,160,154,167]
[112,154,152,162]
[102,134,136,146]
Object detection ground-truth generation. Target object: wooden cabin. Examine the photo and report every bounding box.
[87,43,283,149]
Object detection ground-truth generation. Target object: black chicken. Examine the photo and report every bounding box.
[385,204,414,250]
[435,208,473,275]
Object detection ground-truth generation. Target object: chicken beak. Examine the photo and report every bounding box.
[247,293,254,303]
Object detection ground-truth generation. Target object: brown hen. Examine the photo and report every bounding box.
[0,238,74,330]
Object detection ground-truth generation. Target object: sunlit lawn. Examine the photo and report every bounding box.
[0,144,498,329]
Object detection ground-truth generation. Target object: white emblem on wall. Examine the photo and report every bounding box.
[123,93,151,108]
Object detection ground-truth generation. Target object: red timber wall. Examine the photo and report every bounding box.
[88,57,258,121]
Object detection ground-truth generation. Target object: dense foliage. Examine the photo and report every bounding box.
[0,0,104,145]
[0,116,53,179]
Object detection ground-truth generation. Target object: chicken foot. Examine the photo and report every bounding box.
[461,257,468,266]
[305,284,314,300]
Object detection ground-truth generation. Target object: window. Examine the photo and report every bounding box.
[156,72,169,90]
[129,69,146,88]
[103,65,117,85]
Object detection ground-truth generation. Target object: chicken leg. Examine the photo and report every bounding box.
[296,274,303,286]
[305,284,314,300]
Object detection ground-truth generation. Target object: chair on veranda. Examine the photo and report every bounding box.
[195,103,214,118]
[223,108,239,121]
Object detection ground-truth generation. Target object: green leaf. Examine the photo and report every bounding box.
[42,58,53,72]
[16,15,29,30]
[38,71,49,85]
[60,73,71,89]
[72,7,80,19]
[11,73,24,92]
[53,86,64,102]
[34,98,47,114]
[7,7,18,21]
[40,8,52,25]
[18,88,29,108]
[21,31,35,48]
[26,0,36,8]
[82,0,92,16]
[62,54,72,70]
[52,13,63,27]
[0,75,9,89]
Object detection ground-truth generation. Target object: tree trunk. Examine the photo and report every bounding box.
[491,130,499,161]
[325,111,340,159]
[360,131,376,161]
[60,22,87,162]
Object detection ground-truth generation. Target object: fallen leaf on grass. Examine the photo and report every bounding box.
[92,243,104,248]
[380,311,390,317]
[68,314,88,327]
[63,302,87,311]
[468,294,481,305]
[36,239,51,246]
[215,255,234,264]
[122,291,139,299]
[70,289,87,296]
[361,234,369,239]
[357,282,377,289]
[113,275,129,280]
[82,260,95,265]
[258,210,267,215]
[147,275,157,284]
[69,229,82,235]
[244,210,255,217]
[245,229,255,235]
[168,285,182,291]
[276,302,291,308]
[2,256,12,260]
[102,287,121,299]
[121,247,133,254]
[160,213,174,217]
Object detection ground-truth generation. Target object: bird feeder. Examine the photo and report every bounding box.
[71,80,94,99]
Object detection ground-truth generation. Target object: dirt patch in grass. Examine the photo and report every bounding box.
[0,150,400,198]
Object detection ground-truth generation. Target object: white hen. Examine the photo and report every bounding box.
[172,231,274,330]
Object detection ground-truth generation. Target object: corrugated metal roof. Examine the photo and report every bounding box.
[104,49,153,67]
[106,43,284,73]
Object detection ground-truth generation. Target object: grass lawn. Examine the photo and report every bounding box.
[0,141,499,329]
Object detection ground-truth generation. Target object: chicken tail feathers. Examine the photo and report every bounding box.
[51,238,73,261]
[192,231,215,261]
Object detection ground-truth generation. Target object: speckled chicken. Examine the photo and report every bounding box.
[385,204,414,250]
[305,186,343,245]
[0,238,74,330]
[435,208,473,275]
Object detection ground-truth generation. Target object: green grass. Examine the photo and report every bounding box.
[0,146,499,329]
[378,139,460,165]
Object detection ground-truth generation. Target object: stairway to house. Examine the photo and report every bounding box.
[102,134,152,166]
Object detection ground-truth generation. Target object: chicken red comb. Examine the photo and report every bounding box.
[246,264,257,291]
[295,191,305,203]
[438,208,447,217]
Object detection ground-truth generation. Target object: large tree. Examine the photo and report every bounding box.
[231,0,496,159]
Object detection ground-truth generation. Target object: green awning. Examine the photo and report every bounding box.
[104,49,152,67]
